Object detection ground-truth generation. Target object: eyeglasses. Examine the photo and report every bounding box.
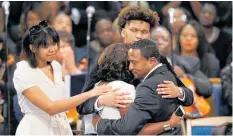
[29,20,49,43]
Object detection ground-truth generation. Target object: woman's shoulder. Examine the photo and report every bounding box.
[16,60,33,72]
[108,80,135,90]
[14,60,36,80]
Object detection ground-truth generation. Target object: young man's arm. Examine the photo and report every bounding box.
[157,80,194,106]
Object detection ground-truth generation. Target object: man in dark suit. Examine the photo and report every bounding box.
[93,39,182,135]
[78,6,193,134]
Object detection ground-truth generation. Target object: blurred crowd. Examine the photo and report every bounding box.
[0,1,231,134]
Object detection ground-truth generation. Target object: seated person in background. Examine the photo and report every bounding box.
[151,26,212,98]
[175,20,220,78]
[220,62,232,116]
[162,7,193,50]
[52,12,72,34]
[55,31,82,78]
[198,2,232,69]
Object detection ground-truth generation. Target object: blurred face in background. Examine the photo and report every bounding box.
[172,9,188,34]
[96,19,114,47]
[26,11,41,29]
[121,20,150,45]
[52,14,72,33]
[198,3,218,27]
[37,1,60,23]
[180,24,199,54]
[151,27,171,57]
[56,38,72,63]
[112,25,122,43]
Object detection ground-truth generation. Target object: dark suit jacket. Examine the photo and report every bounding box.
[78,62,194,115]
[96,65,181,135]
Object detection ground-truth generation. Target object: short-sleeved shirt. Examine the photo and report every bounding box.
[13,60,67,114]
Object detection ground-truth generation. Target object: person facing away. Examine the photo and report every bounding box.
[78,6,193,135]
[95,43,135,120]
[93,39,181,135]
[12,21,109,135]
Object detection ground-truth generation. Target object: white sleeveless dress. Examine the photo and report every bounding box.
[13,60,73,135]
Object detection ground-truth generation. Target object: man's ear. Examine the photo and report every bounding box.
[29,44,36,53]
[149,57,157,66]
[121,28,126,38]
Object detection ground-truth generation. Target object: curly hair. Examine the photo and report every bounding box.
[118,6,160,29]
[96,43,134,84]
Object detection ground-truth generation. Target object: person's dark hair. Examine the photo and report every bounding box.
[22,22,60,68]
[176,20,213,59]
[96,43,134,84]
[130,39,185,86]
[118,6,160,30]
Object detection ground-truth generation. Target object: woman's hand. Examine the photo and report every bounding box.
[97,90,133,108]
[89,85,115,98]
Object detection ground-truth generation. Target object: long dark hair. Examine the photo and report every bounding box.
[96,43,134,84]
[22,23,59,68]
[176,20,213,59]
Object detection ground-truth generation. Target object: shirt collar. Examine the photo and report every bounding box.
[142,63,163,82]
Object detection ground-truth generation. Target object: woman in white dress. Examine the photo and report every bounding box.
[83,43,136,135]
[13,21,110,135]
[96,43,136,119]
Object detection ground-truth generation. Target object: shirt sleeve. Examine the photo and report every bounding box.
[13,61,36,95]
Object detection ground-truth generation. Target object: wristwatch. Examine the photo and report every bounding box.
[163,124,172,131]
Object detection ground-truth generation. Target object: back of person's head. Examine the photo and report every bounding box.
[176,20,211,59]
[22,21,59,68]
[118,6,160,30]
[97,43,134,83]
